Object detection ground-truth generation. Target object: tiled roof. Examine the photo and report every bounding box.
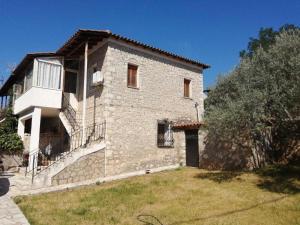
[0,29,210,95]
[173,120,204,129]
[57,29,210,69]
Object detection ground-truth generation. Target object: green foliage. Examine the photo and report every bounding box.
[0,132,23,153]
[0,108,23,154]
[205,28,300,167]
[240,24,300,58]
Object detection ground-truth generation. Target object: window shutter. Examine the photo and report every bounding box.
[184,79,190,97]
[127,64,137,87]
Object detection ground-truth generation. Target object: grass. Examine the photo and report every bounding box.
[15,166,300,225]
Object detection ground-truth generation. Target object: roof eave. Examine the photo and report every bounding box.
[110,33,210,69]
[0,52,57,96]
[56,29,210,69]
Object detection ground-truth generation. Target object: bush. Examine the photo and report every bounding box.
[0,108,23,154]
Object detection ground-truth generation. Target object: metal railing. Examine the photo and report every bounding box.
[27,121,106,179]
[86,122,106,144]
[157,132,174,147]
[0,95,10,111]
[62,93,80,131]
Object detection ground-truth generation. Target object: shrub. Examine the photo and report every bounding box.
[0,108,23,154]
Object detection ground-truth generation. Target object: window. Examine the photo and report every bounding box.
[127,64,138,88]
[64,71,77,94]
[36,60,61,90]
[24,64,33,92]
[157,120,174,147]
[184,79,191,98]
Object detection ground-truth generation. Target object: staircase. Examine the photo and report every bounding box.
[32,142,106,186]
[26,92,106,187]
[28,122,106,187]
[60,93,80,135]
[59,112,74,135]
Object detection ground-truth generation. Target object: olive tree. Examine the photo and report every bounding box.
[205,29,300,168]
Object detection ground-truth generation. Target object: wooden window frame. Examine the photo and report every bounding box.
[184,78,191,98]
[127,64,138,88]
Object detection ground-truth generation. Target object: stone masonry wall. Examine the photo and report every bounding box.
[103,40,204,176]
[51,150,105,186]
[77,43,109,127]
[71,39,205,177]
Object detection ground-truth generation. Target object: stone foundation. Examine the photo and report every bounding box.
[51,150,105,186]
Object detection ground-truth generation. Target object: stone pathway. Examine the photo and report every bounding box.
[0,174,30,225]
[0,195,30,225]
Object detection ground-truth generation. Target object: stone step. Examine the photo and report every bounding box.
[59,111,73,135]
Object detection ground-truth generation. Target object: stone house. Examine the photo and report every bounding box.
[0,29,209,187]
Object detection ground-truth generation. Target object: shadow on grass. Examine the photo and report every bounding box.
[168,196,286,225]
[194,171,242,183]
[255,164,300,194]
[195,164,300,194]
[137,196,286,225]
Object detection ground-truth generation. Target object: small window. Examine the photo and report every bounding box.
[184,79,191,98]
[157,120,174,147]
[127,64,138,88]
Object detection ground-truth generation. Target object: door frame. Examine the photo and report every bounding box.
[64,69,79,110]
[185,129,200,167]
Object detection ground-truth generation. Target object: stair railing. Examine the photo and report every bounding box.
[30,121,106,178]
[86,122,106,144]
[62,93,80,131]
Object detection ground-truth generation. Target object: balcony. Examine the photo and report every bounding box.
[14,87,62,114]
[13,57,63,115]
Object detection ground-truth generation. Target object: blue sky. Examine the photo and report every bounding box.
[0,0,299,88]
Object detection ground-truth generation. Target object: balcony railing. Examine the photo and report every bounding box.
[0,95,11,111]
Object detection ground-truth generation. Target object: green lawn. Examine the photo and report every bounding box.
[15,166,300,225]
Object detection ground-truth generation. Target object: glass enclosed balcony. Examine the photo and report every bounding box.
[14,57,64,114]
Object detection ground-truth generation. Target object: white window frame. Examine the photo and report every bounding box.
[34,58,62,90]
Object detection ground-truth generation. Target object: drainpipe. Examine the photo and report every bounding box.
[195,102,199,122]
[82,42,88,146]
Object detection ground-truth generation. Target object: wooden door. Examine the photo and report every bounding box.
[185,129,199,167]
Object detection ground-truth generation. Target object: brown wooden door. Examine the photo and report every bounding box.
[185,129,199,167]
